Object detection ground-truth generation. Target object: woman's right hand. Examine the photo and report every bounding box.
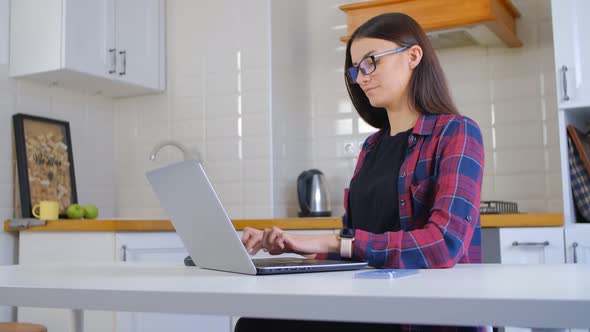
[241,227,264,255]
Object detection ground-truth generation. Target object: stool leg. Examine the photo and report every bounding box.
[70,309,84,332]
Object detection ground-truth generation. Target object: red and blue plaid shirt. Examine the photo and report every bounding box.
[322,114,485,332]
[347,114,484,269]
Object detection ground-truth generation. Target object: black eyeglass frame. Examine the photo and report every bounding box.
[346,45,412,84]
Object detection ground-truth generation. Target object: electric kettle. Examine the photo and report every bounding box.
[297,169,331,217]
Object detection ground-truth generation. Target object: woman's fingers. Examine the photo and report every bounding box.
[245,226,297,256]
[242,227,262,255]
[261,227,286,255]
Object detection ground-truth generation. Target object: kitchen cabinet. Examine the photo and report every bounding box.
[564,224,590,264]
[115,233,230,332]
[9,0,165,97]
[482,227,566,332]
[17,232,117,332]
[552,0,590,109]
[482,227,565,265]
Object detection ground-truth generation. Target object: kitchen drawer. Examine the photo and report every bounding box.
[483,227,565,264]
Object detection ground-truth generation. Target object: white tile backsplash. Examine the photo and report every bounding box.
[242,138,271,159]
[495,123,545,149]
[242,69,270,94]
[204,95,239,119]
[494,174,547,200]
[206,71,240,96]
[495,149,546,174]
[313,117,353,137]
[243,181,272,204]
[450,80,492,105]
[493,74,543,100]
[172,75,203,98]
[242,93,270,114]
[171,97,203,122]
[546,172,563,200]
[494,99,543,125]
[205,117,240,139]
[204,161,242,183]
[215,182,243,205]
[206,139,241,161]
[111,0,274,218]
[242,112,270,138]
[243,159,271,181]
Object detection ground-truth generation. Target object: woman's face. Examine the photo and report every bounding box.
[349,38,414,109]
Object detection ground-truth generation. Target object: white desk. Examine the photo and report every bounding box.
[0,263,588,330]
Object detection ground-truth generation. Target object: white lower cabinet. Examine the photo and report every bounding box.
[483,227,566,332]
[115,232,231,332]
[17,232,117,332]
[564,226,590,332]
[564,225,590,264]
[483,227,565,265]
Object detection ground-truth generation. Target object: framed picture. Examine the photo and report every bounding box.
[13,113,78,218]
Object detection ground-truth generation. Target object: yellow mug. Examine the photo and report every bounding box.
[32,200,59,220]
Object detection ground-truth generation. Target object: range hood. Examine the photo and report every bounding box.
[339,0,522,48]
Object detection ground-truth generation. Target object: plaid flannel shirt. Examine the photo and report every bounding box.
[348,113,484,268]
[321,114,485,332]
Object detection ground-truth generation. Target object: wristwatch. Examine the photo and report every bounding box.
[339,228,355,258]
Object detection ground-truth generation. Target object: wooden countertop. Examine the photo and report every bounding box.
[4,214,563,232]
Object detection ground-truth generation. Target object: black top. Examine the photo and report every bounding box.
[348,128,412,234]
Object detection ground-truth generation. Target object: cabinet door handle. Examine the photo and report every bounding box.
[572,242,578,264]
[512,241,550,247]
[119,50,127,76]
[108,48,116,74]
[121,244,127,262]
[561,65,570,101]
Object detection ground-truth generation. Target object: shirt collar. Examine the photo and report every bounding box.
[412,114,437,136]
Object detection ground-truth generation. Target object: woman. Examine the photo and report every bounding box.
[236,12,485,332]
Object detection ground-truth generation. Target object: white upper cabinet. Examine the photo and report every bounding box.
[114,0,163,90]
[63,0,114,80]
[552,0,590,109]
[9,0,165,97]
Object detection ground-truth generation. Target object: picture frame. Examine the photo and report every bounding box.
[12,113,78,218]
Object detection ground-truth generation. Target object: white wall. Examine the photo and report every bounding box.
[0,0,14,322]
[304,0,367,217]
[271,0,313,218]
[113,0,274,219]
[0,0,8,65]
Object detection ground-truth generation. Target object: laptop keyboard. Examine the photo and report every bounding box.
[252,257,338,267]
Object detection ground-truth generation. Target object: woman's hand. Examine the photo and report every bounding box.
[261,226,339,256]
[241,227,264,255]
[242,226,340,256]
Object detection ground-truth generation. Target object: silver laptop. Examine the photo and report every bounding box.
[146,160,368,275]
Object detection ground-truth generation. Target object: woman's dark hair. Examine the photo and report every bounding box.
[345,13,458,129]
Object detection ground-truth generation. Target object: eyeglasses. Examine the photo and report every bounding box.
[346,46,411,84]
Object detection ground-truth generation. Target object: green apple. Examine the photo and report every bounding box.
[66,204,85,219]
[83,205,99,219]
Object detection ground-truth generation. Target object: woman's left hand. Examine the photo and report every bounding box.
[260,226,338,256]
